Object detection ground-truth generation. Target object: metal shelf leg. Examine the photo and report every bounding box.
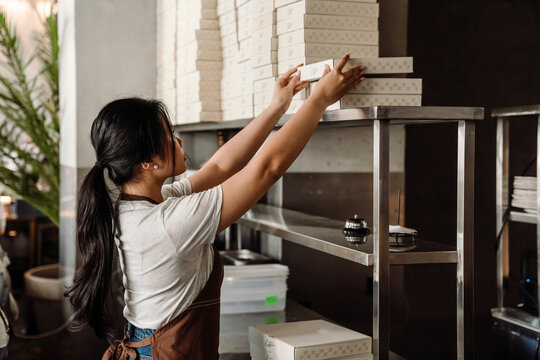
[457,120,475,359]
[496,117,509,309]
[373,119,390,360]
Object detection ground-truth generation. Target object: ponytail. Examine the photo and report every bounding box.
[64,164,117,343]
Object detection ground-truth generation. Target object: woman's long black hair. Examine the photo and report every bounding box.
[64,97,176,343]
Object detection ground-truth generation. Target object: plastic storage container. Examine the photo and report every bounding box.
[221,263,289,314]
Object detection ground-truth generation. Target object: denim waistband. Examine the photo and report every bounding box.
[126,322,157,341]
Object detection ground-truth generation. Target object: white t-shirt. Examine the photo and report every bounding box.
[115,178,223,329]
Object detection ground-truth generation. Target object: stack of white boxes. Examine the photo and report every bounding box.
[249,320,373,360]
[301,57,422,108]
[275,0,380,114]
[176,0,222,124]
[219,0,254,121]
[156,0,177,122]
[251,0,278,116]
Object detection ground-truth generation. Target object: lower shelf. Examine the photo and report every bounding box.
[491,307,540,333]
[238,204,457,266]
[219,298,406,359]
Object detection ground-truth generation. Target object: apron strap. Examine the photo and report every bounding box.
[102,325,153,360]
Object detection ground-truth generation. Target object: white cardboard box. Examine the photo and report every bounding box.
[177,101,221,112]
[328,94,423,108]
[250,37,278,56]
[252,63,279,80]
[223,106,254,121]
[177,80,221,94]
[218,9,237,27]
[279,28,378,47]
[277,0,379,21]
[176,111,222,124]
[348,78,423,95]
[251,51,278,68]
[180,90,221,103]
[251,342,374,360]
[221,33,239,49]
[181,60,223,73]
[220,20,237,37]
[237,38,252,63]
[249,320,372,360]
[217,0,235,16]
[291,57,414,78]
[251,0,275,17]
[251,11,276,32]
[275,0,377,7]
[251,25,278,43]
[278,43,378,62]
[253,77,277,93]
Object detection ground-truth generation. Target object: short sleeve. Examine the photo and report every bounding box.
[161,177,193,199]
[161,185,222,256]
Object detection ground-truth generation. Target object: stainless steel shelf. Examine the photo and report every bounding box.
[509,211,538,224]
[492,104,540,117]
[238,204,457,266]
[175,106,484,132]
[220,298,406,360]
[491,307,540,333]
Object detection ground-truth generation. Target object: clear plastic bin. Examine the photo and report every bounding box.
[221,263,289,314]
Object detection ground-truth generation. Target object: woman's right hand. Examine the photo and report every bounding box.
[309,54,366,107]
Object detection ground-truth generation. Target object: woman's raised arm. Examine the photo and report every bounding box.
[217,55,365,233]
[189,65,309,193]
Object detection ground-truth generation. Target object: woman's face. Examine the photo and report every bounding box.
[172,135,187,176]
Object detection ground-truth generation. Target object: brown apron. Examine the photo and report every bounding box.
[103,242,224,360]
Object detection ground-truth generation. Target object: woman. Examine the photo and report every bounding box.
[66,55,365,360]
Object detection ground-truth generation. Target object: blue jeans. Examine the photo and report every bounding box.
[126,322,157,360]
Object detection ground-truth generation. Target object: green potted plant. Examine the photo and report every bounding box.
[0,11,59,226]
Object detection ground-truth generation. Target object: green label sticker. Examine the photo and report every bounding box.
[265,317,278,324]
[265,295,278,306]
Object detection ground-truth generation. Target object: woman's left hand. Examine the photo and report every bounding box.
[268,64,310,116]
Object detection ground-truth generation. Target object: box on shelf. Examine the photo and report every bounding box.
[221,264,289,314]
[176,111,222,124]
[277,0,379,21]
[220,20,237,37]
[327,94,423,108]
[292,57,414,78]
[222,106,254,121]
[279,28,379,47]
[274,0,378,7]
[348,78,423,95]
[252,11,276,32]
[278,43,378,62]
[252,63,279,80]
[249,320,372,360]
[177,101,221,113]
[217,0,235,16]
[251,342,373,360]
[277,14,378,35]
[218,8,236,27]
[180,90,221,104]
[251,0,275,17]
[250,37,278,57]
[251,51,278,68]
[254,77,278,93]
[177,80,221,94]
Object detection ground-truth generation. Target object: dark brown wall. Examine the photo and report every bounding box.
[406,0,540,359]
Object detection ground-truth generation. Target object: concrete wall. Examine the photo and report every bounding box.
[58,0,156,357]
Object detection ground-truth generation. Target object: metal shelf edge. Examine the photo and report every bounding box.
[175,106,484,132]
[492,307,540,333]
[492,104,540,117]
[238,204,458,267]
[509,211,538,224]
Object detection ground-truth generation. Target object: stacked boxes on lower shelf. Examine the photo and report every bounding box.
[221,264,289,315]
[176,0,222,124]
[249,320,373,360]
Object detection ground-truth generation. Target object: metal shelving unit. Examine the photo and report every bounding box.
[492,105,540,333]
[176,105,483,360]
